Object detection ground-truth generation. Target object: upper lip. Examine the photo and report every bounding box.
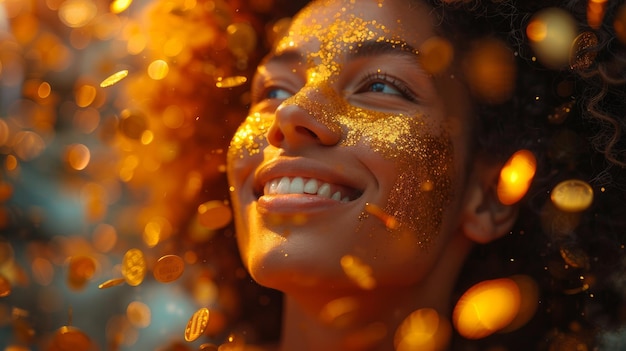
[254,157,365,199]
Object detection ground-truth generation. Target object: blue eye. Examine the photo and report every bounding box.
[369,82,402,95]
[358,72,418,102]
[267,88,293,100]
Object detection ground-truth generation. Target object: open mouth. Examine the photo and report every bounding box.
[260,176,362,203]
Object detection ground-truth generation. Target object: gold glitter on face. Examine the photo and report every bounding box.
[229,112,272,158]
[278,81,454,245]
[228,0,464,250]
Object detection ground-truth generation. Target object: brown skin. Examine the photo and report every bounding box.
[227,0,518,349]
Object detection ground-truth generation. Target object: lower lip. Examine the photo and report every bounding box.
[256,194,350,214]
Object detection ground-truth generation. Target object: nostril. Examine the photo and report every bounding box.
[295,126,319,140]
[268,124,285,145]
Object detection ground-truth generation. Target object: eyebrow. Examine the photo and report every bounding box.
[263,39,420,68]
[348,40,420,61]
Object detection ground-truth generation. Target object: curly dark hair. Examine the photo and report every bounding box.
[418,0,626,349]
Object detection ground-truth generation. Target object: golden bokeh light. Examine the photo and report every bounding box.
[192,277,218,307]
[58,0,97,28]
[67,255,97,291]
[394,308,451,351]
[319,297,360,328]
[527,8,577,68]
[5,155,19,172]
[587,0,608,30]
[73,107,101,134]
[615,4,626,44]
[215,76,248,88]
[197,200,233,230]
[142,216,172,247]
[147,59,169,80]
[268,17,292,45]
[340,255,376,290]
[13,131,45,161]
[111,0,133,14]
[500,275,539,333]
[91,223,117,253]
[162,105,185,129]
[452,277,521,339]
[66,143,91,170]
[550,179,594,212]
[37,82,52,99]
[81,182,108,222]
[0,119,10,147]
[0,274,12,297]
[127,301,151,329]
[463,38,516,103]
[75,84,97,107]
[126,31,147,55]
[227,22,258,58]
[418,36,454,75]
[119,109,148,139]
[31,257,54,286]
[364,202,399,229]
[497,149,537,205]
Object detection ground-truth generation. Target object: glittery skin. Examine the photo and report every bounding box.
[228,0,455,248]
[229,112,272,157]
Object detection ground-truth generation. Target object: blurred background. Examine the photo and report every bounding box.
[0,0,305,349]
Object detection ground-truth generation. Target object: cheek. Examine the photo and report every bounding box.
[226,112,272,232]
[339,108,455,249]
[384,135,455,248]
[227,112,272,163]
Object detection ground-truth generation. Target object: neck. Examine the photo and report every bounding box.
[278,233,473,351]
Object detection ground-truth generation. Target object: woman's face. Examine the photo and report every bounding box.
[227,0,474,292]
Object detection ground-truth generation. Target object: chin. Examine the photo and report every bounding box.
[241,233,356,293]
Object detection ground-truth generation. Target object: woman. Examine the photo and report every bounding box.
[226,0,626,350]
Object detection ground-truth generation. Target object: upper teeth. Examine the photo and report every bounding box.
[264,176,352,202]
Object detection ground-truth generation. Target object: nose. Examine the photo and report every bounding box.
[267,92,342,150]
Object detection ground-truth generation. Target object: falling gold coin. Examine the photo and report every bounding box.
[0,273,11,297]
[550,179,594,212]
[559,244,590,269]
[50,326,91,351]
[98,277,125,289]
[215,76,248,88]
[569,31,598,70]
[184,307,209,342]
[100,69,129,87]
[197,200,233,230]
[122,248,146,286]
[153,254,184,283]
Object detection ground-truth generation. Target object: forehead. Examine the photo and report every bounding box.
[275,0,436,57]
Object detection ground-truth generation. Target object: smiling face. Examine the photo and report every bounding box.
[227,0,475,293]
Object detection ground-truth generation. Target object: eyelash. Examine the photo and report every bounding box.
[251,81,292,105]
[360,72,419,102]
[250,71,420,105]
